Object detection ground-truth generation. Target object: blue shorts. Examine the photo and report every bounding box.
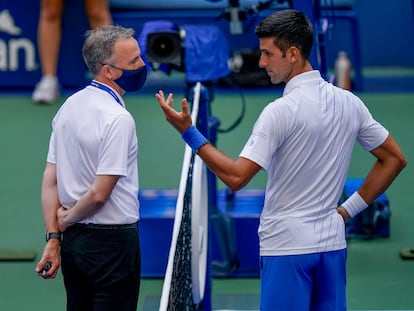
[260,249,347,311]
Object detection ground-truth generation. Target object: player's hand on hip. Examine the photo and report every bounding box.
[155,90,193,133]
[336,206,350,221]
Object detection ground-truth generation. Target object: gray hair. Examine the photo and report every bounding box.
[82,25,136,76]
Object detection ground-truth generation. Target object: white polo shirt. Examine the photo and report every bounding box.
[240,70,388,256]
[47,82,139,225]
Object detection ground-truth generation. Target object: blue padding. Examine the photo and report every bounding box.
[320,0,355,8]
[183,24,230,82]
[138,188,263,277]
[212,189,264,277]
[138,189,177,277]
[109,0,288,9]
[138,189,178,218]
[216,188,264,216]
[108,0,351,10]
[341,178,390,239]
[109,0,226,9]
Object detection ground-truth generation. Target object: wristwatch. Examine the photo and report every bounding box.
[46,232,62,243]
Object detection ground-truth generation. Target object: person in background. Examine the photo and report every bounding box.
[32,0,112,104]
[35,25,147,311]
[156,9,407,311]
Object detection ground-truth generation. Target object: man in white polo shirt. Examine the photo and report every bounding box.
[156,9,407,311]
[35,25,147,311]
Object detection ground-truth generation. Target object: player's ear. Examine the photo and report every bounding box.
[287,46,300,63]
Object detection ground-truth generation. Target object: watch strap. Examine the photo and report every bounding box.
[46,232,62,242]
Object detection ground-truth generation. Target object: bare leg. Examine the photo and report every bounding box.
[32,0,64,104]
[33,0,112,104]
[38,0,64,77]
[84,0,112,29]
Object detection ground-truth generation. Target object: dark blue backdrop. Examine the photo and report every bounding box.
[0,0,413,89]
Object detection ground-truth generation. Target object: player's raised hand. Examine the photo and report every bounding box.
[155,90,193,134]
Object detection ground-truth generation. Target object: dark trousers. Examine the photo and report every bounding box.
[61,223,141,311]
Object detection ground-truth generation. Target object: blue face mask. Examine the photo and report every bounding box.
[114,65,147,92]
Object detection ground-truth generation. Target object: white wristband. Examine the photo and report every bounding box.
[341,191,368,217]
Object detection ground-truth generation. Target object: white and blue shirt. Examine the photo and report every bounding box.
[240,70,388,256]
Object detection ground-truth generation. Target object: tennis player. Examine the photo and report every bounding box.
[156,9,407,311]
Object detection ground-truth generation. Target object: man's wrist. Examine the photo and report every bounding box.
[181,125,209,153]
[341,191,368,217]
[45,232,62,243]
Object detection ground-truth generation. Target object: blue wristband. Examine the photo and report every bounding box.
[181,126,208,153]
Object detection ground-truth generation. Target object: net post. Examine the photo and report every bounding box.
[190,82,214,311]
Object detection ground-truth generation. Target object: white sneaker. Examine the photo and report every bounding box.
[32,76,60,104]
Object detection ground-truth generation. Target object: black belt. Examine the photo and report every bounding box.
[74,222,137,230]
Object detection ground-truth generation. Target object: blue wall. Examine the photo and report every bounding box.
[322,0,414,68]
[0,0,413,89]
[355,0,414,67]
